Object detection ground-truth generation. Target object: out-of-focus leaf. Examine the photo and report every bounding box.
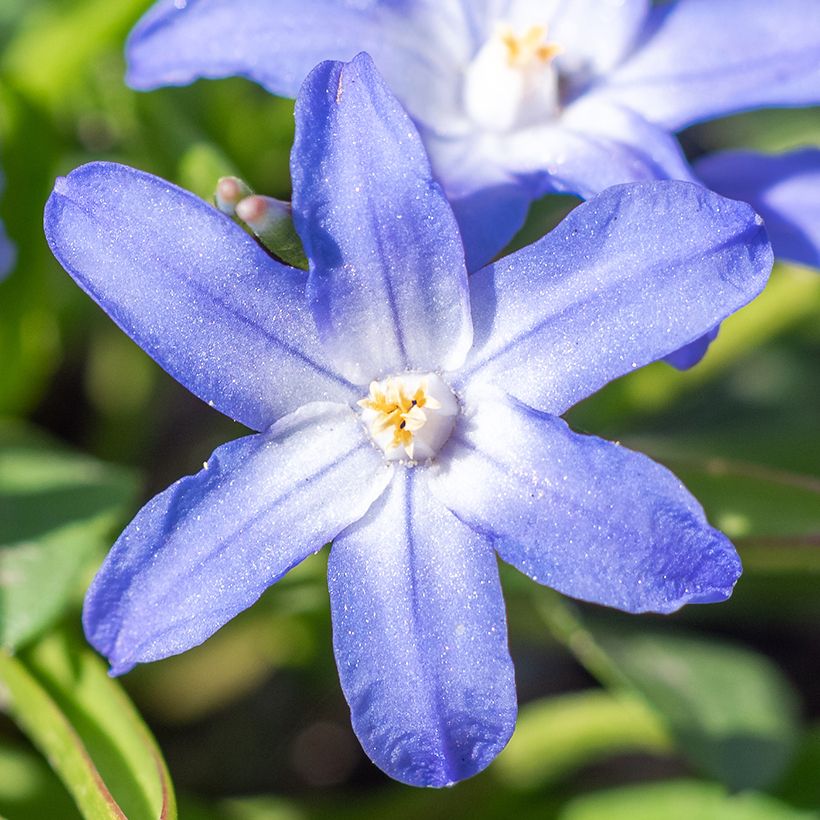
[693,107,820,155]
[559,780,815,820]
[177,142,240,202]
[536,592,801,791]
[493,690,673,788]
[589,623,801,791]
[776,725,820,811]
[219,797,306,820]
[504,193,581,255]
[0,86,63,415]
[0,421,137,649]
[1,0,146,108]
[0,624,176,820]
[0,740,80,820]
[128,608,313,725]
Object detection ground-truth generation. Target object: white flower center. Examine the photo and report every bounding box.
[358,373,459,462]
[463,23,563,133]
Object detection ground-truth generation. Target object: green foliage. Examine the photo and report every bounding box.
[0,422,137,650]
[591,625,800,790]
[559,781,817,820]
[0,624,176,819]
[494,690,672,788]
[0,741,80,820]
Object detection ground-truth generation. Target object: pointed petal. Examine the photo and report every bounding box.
[425,131,535,270]
[427,101,695,268]
[528,98,698,196]
[430,392,742,614]
[45,162,357,431]
[127,0,378,93]
[126,0,472,134]
[696,149,820,269]
[329,469,516,786]
[84,403,393,674]
[459,181,772,415]
[604,0,820,130]
[292,54,472,383]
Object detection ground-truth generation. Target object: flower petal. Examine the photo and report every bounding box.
[501,98,698,198]
[508,0,649,75]
[0,220,14,281]
[292,54,472,383]
[425,98,696,269]
[127,0,378,93]
[696,149,820,269]
[430,391,742,614]
[84,402,393,674]
[45,162,357,431]
[604,0,820,130]
[663,326,720,371]
[459,181,772,415]
[424,131,535,271]
[328,468,516,787]
[126,0,472,134]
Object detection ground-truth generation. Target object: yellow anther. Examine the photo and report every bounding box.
[358,373,459,462]
[499,24,563,69]
[359,379,437,455]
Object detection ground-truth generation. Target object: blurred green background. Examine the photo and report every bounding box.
[1,1,819,818]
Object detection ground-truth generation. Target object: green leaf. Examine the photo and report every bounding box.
[559,780,815,820]
[535,593,801,791]
[589,622,801,791]
[776,725,820,810]
[0,422,138,650]
[0,740,80,820]
[493,690,673,788]
[1,0,146,109]
[0,624,176,820]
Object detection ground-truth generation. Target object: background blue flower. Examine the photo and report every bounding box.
[45,54,772,786]
[125,0,820,271]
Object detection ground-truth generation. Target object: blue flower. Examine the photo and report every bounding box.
[45,55,772,786]
[125,0,820,271]
[696,148,820,271]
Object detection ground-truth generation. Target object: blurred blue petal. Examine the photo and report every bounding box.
[127,0,376,94]
[696,149,820,269]
[126,0,819,268]
[329,468,516,787]
[663,326,720,371]
[44,162,358,431]
[84,403,392,675]
[292,54,472,383]
[126,0,470,134]
[526,99,698,197]
[431,391,742,614]
[460,181,772,415]
[0,220,14,282]
[605,0,820,130]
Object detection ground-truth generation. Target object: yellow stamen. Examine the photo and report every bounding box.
[358,379,437,455]
[500,24,563,69]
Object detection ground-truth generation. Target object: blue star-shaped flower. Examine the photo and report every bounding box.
[45,55,772,786]
[125,0,820,271]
